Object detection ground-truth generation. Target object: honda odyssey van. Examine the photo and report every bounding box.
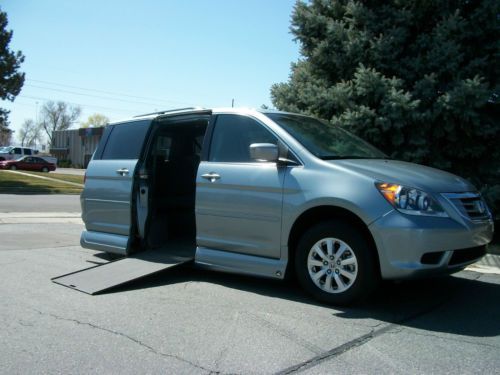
[80,107,494,304]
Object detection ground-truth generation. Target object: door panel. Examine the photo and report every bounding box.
[82,159,138,236]
[80,120,151,254]
[196,162,285,259]
[18,161,30,170]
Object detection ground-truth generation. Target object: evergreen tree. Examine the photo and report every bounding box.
[0,7,25,144]
[272,0,499,215]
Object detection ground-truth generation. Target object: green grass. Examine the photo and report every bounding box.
[0,170,83,194]
[28,171,84,185]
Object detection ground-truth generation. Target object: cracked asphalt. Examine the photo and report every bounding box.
[1,194,499,374]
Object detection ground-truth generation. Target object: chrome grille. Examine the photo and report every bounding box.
[442,192,491,221]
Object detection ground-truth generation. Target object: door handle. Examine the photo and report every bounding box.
[201,172,220,182]
[116,168,129,176]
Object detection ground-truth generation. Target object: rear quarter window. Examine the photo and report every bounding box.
[100,120,151,160]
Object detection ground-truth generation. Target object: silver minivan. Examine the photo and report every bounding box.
[80,107,494,304]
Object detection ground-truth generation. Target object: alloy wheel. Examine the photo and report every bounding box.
[307,237,358,294]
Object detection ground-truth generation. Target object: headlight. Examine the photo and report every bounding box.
[375,182,448,217]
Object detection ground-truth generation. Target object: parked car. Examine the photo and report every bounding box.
[80,107,494,305]
[0,156,56,172]
[0,146,57,165]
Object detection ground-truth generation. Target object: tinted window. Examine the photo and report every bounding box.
[266,113,386,160]
[154,135,172,161]
[33,157,47,163]
[13,147,21,154]
[101,120,150,160]
[23,148,32,155]
[209,115,277,162]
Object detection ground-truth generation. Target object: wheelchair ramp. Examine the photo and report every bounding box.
[52,249,194,295]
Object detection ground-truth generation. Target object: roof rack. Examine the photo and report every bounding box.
[133,107,205,118]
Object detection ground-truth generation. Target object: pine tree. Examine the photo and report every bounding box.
[0,7,25,145]
[272,0,499,215]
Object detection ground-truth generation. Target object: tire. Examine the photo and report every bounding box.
[41,167,49,172]
[295,220,379,305]
[9,165,17,170]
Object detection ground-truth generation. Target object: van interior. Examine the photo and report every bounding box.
[139,117,208,257]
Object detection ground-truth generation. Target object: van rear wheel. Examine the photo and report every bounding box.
[295,220,378,305]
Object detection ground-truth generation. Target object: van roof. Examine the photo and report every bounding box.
[109,106,292,125]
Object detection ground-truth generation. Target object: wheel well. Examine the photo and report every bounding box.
[287,206,380,274]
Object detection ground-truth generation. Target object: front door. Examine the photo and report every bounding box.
[196,114,285,259]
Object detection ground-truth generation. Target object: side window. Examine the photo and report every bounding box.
[194,135,204,157]
[101,120,150,160]
[24,148,32,155]
[209,115,277,162]
[155,135,172,161]
[13,147,21,154]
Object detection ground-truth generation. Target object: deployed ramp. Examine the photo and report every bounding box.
[52,247,194,295]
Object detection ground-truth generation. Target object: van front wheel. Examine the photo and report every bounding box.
[295,221,378,305]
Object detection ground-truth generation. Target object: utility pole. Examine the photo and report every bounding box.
[231,99,234,108]
[35,101,39,149]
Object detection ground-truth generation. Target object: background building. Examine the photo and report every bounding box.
[51,127,104,168]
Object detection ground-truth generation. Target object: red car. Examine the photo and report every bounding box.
[0,156,56,172]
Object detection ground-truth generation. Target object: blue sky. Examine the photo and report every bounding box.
[2,0,300,143]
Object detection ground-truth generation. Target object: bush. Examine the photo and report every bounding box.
[58,159,71,168]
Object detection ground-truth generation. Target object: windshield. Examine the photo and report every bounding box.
[266,113,387,160]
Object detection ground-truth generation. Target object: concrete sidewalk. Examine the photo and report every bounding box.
[468,253,500,274]
[0,211,82,224]
[52,168,85,176]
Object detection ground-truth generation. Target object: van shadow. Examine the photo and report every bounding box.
[108,263,500,338]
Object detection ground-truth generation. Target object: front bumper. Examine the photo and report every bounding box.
[369,210,494,279]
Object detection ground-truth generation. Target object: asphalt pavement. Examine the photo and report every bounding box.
[1,195,499,374]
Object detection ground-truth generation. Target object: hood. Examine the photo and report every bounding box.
[329,159,476,193]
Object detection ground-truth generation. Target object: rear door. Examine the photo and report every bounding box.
[81,119,151,254]
[196,114,285,259]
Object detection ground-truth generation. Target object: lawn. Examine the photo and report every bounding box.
[0,170,83,194]
[28,171,84,185]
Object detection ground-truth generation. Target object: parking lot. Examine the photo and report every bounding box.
[1,194,499,374]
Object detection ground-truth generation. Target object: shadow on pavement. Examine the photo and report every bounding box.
[104,259,500,338]
[334,275,500,338]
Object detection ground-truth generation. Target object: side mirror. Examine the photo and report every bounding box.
[249,143,279,162]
